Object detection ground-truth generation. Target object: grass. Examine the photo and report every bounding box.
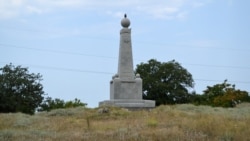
[1,103,250,140]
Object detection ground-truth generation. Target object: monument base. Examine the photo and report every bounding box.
[99,99,155,109]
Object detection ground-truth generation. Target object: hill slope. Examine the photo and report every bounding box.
[1,103,250,141]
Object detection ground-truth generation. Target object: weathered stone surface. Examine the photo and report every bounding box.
[117,28,133,80]
[110,78,142,100]
[99,100,155,108]
[99,14,155,109]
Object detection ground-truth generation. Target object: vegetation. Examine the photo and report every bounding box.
[203,80,249,107]
[1,104,250,140]
[191,80,250,107]
[0,62,250,140]
[1,61,249,117]
[0,63,45,114]
[0,64,86,114]
[39,97,87,112]
[135,59,194,105]
[135,59,249,108]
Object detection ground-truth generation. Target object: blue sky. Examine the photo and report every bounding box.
[0,0,249,107]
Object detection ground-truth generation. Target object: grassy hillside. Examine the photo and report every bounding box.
[1,103,250,141]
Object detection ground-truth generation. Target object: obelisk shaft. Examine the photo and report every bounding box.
[118,28,134,80]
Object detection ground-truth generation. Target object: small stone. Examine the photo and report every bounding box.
[98,107,109,114]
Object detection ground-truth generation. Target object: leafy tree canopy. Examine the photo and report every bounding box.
[0,63,45,114]
[203,80,249,107]
[135,59,194,105]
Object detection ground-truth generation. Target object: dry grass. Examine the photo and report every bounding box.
[1,103,250,141]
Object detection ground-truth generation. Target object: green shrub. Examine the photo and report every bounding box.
[39,97,87,111]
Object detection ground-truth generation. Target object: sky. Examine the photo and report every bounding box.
[0,0,249,108]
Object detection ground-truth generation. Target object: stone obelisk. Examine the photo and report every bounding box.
[117,14,134,81]
[99,14,155,109]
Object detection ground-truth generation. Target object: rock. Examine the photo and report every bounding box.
[98,107,109,114]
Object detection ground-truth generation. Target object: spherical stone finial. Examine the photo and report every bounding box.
[121,14,130,28]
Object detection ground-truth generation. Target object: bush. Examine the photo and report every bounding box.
[213,89,249,107]
[200,80,249,107]
[38,97,87,112]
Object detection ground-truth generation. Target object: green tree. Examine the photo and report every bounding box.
[0,63,45,114]
[135,59,194,106]
[203,80,249,107]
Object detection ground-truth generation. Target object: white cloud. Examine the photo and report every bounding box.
[0,0,212,20]
[36,0,86,7]
[192,2,205,8]
[0,0,47,19]
[137,5,179,19]
[176,11,189,20]
[26,5,43,14]
[106,11,124,18]
[0,0,83,19]
[0,0,25,19]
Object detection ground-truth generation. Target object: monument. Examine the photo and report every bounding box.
[99,14,155,109]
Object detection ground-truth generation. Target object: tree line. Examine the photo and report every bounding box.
[136,59,249,107]
[0,63,86,114]
[0,61,249,114]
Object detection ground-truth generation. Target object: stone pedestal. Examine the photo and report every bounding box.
[99,99,156,109]
[99,14,155,109]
